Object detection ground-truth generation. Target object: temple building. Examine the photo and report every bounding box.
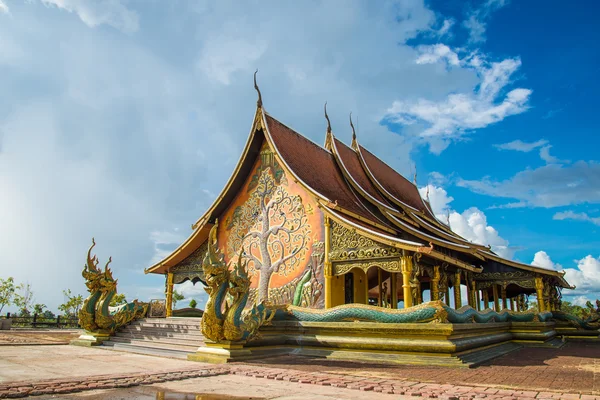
[145,86,573,317]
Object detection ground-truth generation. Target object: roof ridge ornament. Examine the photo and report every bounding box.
[254,69,263,108]
[324,102,332,134]
[350,112,358,150]
[324,102,333,150]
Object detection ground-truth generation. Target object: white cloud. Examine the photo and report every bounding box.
[463,0,509,44]
[539,144,569,164]
[436,18,455,37]
[458,161,600,208]
[531,251,562,271]
[553,211,600,226]
[386,49,531,152]
[415,44,460,66]
[493,139,548,152]
[0,0,8,14]
[530,252,600,298]
[419,185,513,259]
[41,0,139,33]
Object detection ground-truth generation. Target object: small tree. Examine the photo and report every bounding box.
[59,289,84,318]
[0,277,19,314]
[189,299,197,309]
[13,283,34,316]
[42,310,56,320]
[33,303,47,315]
[172,290,184,308]
[110,293,127,307]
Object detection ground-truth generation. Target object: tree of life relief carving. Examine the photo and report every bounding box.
[226,167,311,303]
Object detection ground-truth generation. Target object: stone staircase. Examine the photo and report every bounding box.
[102,317,204,359]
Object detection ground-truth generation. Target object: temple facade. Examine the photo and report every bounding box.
[145,91,573,318]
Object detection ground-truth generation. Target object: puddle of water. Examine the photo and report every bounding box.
[155,391,264,400]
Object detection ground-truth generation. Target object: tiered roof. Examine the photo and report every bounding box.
[146,101,573,290]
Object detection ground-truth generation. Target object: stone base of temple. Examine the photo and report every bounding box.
[187,320,569,368]
[554,323,600,342]
[187,340,289,364]
[70,331,112,347]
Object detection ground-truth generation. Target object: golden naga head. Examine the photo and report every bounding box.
[82,238,103,289]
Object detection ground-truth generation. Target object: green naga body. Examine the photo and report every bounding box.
[78,238,147,335]
[94,261,148,334]
[201,222,277,343]
[78,239,104,332]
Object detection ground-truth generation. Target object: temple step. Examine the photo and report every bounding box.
[101,317,205,359]
[456,341,523,367]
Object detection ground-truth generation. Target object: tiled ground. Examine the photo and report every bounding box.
[1,342,599,399]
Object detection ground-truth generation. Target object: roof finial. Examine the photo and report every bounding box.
[446,209,450,226]
[254,69,262,108]
[413,167,418,186]
[350,112,356,141]
[426,184,430,202]
[324,102,332,134]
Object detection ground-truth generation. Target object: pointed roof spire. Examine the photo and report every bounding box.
[324,102,333,150]
[413,167,418,186]
[446,209,451,227]
[426,184,430,202]
[254,69,263,108]
[324,102,332,134]
[350,112,358,150]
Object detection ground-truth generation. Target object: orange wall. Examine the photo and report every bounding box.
[217,141,324,303]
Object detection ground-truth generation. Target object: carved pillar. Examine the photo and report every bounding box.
[468,277,476,308]
[535,276,545,312]
[510,297,515,311]
[390,272,398,309]
[377,268,383,307]
[431,266,440,301]
[501,283,507,310]
[454,271,462,309]
[165,272,174,317]
[483,289,489,309]
[492,284,500,312]
[324,216,333,309]
[401,255,413,308]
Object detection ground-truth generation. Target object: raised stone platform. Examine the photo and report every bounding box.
[189,319,562,367]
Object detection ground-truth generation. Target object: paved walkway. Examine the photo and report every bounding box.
[245,342,600,395]
[0,343,599,399]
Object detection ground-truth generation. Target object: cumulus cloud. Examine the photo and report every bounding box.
[463,0,509,44]
[458,161,600,208]
[419,185,513,259]
[386,48,531,153]
[0,0,8,14]
[553,211,600,226]
[531,252,600,297]
[493,139,548,152]
[531,251,562,271]
[41,0,139,33]
[539,145,569,164]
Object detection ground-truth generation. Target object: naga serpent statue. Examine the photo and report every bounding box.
[201,222,278,343]
[78,239,148,335]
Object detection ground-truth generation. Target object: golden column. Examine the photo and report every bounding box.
[534,276,545,312]
[401,254,413,308]
[431,266,441,301]
[501,283,508,310]
[454,271,462,309]
[483,290,489,309]
[492,284,500,312]
[377,269,383,307]
[510,297,515,311]
[468,277,477,308]
[165,272,174,317]
[390,272,398,309]
[324,216,333,309]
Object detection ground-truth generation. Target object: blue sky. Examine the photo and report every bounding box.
[0,0,598,313]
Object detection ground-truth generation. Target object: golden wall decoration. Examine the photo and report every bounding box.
[329,221,401,261]
[218,143,324,307]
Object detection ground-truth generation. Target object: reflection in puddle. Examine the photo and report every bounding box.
[155,391,264,400]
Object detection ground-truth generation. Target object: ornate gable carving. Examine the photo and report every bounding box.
[171,241,208,284]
